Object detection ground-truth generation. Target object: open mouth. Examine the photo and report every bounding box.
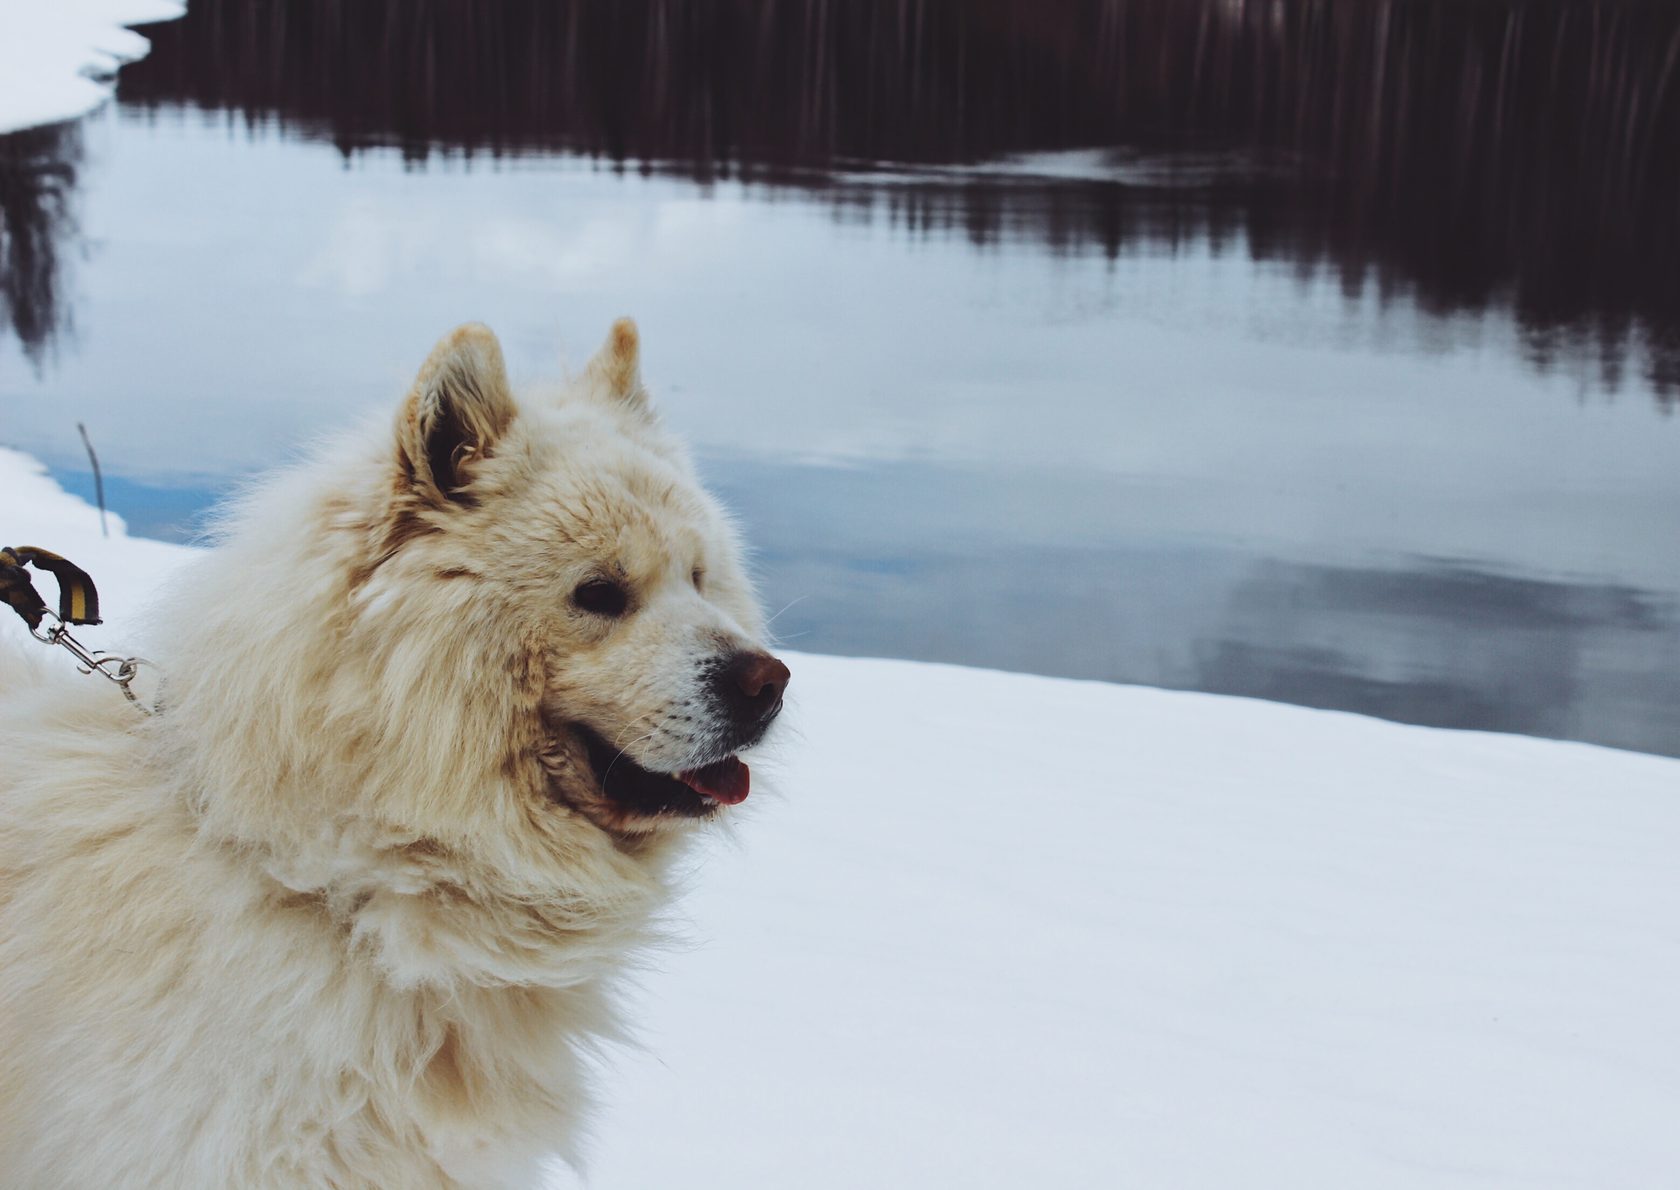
[576,725,750,821]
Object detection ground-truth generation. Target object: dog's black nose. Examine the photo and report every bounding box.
[713,650,790,731]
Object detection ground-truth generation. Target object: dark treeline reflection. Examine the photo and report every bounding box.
[0,123,81,367]
[116,0,1680,404]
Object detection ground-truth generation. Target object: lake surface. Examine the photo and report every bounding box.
[2,0,1677,756]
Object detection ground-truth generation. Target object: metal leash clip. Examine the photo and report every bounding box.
[29,610,158,716]
[4,544,158,717]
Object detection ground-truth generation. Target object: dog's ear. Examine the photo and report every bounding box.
[397,323,518,504]
[583,317,650,413]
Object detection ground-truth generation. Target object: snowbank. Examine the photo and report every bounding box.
[3,450,1676,1188]
[0,0,185,136]
[0,448,192,641]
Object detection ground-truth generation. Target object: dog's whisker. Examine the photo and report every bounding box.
[764,594,811,628]
[602,728,662,781]
[608,711,660,751]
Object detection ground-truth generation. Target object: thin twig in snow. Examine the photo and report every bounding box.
[77,422,107,538]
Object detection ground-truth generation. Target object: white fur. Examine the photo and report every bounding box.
[0,321,782,1188]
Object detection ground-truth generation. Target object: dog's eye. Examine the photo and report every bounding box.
[572,578,629,618]
[691,567,704,590]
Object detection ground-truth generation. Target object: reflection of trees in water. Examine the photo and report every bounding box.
[0,122,81,368]
[828,174,1679,408]
[117,0,1680,405]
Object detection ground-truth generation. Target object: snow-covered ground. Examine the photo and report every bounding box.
[4,446,1678,1188]
[0,0,185,135]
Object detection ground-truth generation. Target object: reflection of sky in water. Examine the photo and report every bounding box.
[6,111,1678,755]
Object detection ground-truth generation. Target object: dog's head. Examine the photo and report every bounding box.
[155,320,785,992]
[352,319,789,843]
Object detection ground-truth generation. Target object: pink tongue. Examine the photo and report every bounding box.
[678,756,750,805]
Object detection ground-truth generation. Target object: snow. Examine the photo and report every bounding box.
[0,448,191,641]
[0,0,185,136]
[4,448,1677,1187]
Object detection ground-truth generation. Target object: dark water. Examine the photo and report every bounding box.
[2,0,1678,756]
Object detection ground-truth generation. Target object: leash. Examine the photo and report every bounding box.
[1,546,157,715]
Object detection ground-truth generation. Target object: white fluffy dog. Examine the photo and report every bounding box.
[0,321,790,1188]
